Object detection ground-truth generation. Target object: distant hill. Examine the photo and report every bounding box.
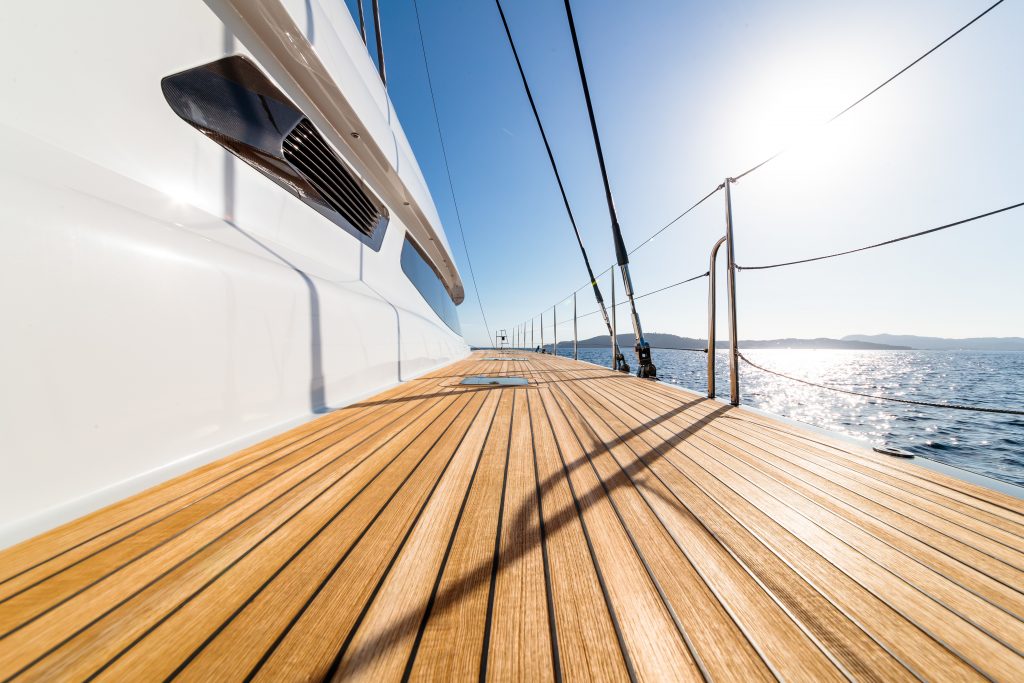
[843,334,1024,351]
[556,332,910,351]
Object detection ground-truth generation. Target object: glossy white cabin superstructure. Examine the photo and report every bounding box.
[0,0,469,546]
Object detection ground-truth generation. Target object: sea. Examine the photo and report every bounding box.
[557,347,1024,487]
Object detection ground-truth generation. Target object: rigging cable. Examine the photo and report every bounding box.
[577,270,708,318]
[738,353,1024,416]
[512,0,1007,349]
[732,0,1008,182]
[634,271,709,301]
[412,0,494,347]
[526,263,708,330]
[628,184,724,256]
[371,0,386,86]
[562,0,656,377]
[738,200,1024,271]
[549,180,723,306]
[356,0,367,44]
[494,0,628,371]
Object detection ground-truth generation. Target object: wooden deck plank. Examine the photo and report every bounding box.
[189,391,492,681]
[0,386,470,679]
[483,388,555,682]
[13,388,475,681]
[716,417,1024,551]
[537,385,702,682]
[522,380,630,682]
[676,428,1024,663]
[0,372,443,585]
[405,389,515,682]
[596,374,1024,621]
[708,398,1024,525]
[606,365,1024,578]
[540,359,985,681]
[677,410,1024,619]
[544,379,778,682]
[331,390,502,682]
[553,361,1012,680]
[1,350,1022,682]
[0,376,455,614]
[621,364,1024,534]
[540,359,911,682]
[703,409,1024,593]
[74,391,471,682]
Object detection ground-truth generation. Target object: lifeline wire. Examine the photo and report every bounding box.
[739,353,1024,416]
[594,0,1002,277]
[552,345,706,353]
[732,0,1008,182]
[737,200,1024,271]
[576,270,709,319]
[628,183,724,256]
[635,271,710,301]
[511,0,1006,334]
[412,0,494,347]
[519,185,723,329]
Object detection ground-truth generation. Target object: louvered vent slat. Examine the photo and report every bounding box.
[285,129,377,221]
[298,127,380,217]
[284,142,376,226]
[283,119,385,238]
[163,57,390,250]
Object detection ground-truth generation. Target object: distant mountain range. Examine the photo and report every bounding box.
[842,334,1024,351]
[558,333,910,351]
[547,332,1024,351]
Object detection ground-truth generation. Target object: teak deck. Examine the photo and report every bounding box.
[2,351,1023,681]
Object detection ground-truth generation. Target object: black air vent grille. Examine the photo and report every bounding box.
[283,119,386,238]
[162,56,389,251]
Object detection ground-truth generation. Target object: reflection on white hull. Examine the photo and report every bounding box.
[0,0,468,546]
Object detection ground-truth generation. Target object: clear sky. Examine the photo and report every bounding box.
[346,0,1023,347]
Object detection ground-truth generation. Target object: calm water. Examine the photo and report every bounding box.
[558,347,1024,487]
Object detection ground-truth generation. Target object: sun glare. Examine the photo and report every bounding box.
[728,62,871,174]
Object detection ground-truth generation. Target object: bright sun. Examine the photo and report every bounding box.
[728,62,871,173]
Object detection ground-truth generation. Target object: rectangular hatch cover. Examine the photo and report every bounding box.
[460,377,529,386]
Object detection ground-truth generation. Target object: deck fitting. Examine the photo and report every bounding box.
[460,376,529,386]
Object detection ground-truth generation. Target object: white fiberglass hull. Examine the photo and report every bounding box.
[0,0,469,546]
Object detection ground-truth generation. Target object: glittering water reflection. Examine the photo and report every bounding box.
[565,348,1024,487]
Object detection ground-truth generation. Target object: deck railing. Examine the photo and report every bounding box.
[500,1,1024,418]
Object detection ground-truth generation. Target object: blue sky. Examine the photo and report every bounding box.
[347,0,1023,347]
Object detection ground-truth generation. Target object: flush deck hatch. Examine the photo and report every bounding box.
[460,376,529,386]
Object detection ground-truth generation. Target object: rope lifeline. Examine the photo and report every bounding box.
[566,346,707,353]
[552,179,720,309]
[628,184,724,256]
[552,179,720,305]
[508,0,1009,334]
[576,270,709,319]
[738,352,1024,416]
[732,0,1008,182]
[737,200,1024,271]
[635,271,710,301]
